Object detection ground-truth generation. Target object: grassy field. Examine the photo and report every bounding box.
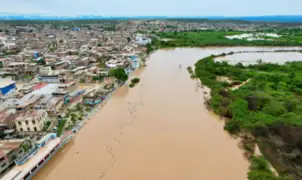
[151,30,302,49]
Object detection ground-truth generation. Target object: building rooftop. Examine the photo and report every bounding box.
[16,94,42,108]
[0,139,25,157]
[0,79,15,89]
[0,109,16,124]
[15,110,47,122]
[2,138,60,180]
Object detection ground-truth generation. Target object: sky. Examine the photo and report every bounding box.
[0,0,302,16]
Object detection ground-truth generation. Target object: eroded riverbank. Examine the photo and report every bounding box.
[33,47,302,180]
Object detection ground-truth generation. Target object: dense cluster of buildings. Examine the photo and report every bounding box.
[0,20,152,178]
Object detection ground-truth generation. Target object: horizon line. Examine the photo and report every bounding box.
[0,14,302,17]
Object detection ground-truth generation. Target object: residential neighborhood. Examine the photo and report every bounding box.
[0,20,152,178]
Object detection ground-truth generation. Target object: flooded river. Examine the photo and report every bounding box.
[33,47,302,180]
[215,51,302,65]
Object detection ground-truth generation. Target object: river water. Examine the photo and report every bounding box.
[33,47,302,180]
[215,52,302,65]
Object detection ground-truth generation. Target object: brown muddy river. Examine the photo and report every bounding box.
[215,51,302,65]
[34,47,302,180]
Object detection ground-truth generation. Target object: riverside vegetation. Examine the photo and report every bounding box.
[147,30,302,50]
[146,29,302,179]
[194,53,302,180]
[129,77,140,88]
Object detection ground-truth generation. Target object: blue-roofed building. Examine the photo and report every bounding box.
[34,52,39,58]
[72,27,81,31]
[0,80,16,95]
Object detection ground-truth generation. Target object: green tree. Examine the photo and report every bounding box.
[127,37,131,42]
[109,68,128,82]
[231,99,249,120]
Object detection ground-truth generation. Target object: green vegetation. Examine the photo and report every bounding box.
[194,54,302,179]
[129,77,140,88]
[93,74,105,81]
[43,121,51,131]
[151,30,302,48]
[248,156,279,180]
[2,50,21,56]
[195,56,302,129]
[187,66,193,74]
[63,103,87,131]
[37,58,46,65]
[187,66,197,78]
[109,68,128,82]
[22,74,34,80]
[131,77,140,84]
[57,119,67,136]
[97,61,106,68]
[21,142,32,153]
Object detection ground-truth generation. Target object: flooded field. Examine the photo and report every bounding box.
[33,47,302,180]
[215,51,302,65]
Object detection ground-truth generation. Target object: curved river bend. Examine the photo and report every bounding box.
[34,47,302,180]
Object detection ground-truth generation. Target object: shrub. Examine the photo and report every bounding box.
[187,66,193,74]
[224,120,241,134]
[250,156,272,172]
[129,83,135,88]
[248,170,279,180]
[190,74,197,79]
[109,68,128,82]
[43,121,51,131]
[131,77,140,84]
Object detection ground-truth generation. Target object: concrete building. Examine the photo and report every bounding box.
[15,110,49,132]
[0,139,25,177]
[39,75,61,83]
[0,58,14,68]
[0,109,17,130]
[0,80,16,95]
[5,62,38,74]
[35,96,64,115]
[135,34,151,45]
[16,94,42,111]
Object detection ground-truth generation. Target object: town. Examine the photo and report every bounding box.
[0,20,155,179]
[0,19,301,179]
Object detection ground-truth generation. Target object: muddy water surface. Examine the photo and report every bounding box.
[215,51,302,65]
[34,47,300,180]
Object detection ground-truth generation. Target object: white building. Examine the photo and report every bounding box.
[15,110,49,132]
[135,34,151,45]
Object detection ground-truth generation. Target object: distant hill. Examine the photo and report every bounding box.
[170,16,302,23]
[230,16,302,23]
[0,15,301,23]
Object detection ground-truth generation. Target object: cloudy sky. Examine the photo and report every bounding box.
[0,0,302,16]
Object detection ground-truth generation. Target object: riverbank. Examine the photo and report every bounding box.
[32,47,302,180]
[193,50,302,179]
[151,31,302,48]
[34,48,259,180]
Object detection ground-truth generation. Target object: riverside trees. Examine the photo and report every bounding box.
[194,55,302,179]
